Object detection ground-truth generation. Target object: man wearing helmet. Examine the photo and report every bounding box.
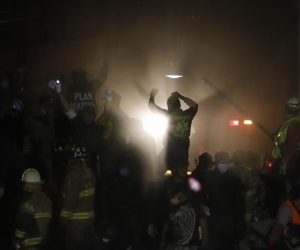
[60,145,96,250]
[272,97,300,181]
[13,168,52,250]
[148,89,198,170]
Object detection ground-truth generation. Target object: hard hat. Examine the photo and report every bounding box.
[22,168,43,184]
[285,97,300,109]
[70,145,87,158]
[10,99,25,112]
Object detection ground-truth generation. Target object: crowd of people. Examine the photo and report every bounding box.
[1,63,300,250]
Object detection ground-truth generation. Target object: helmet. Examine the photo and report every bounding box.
[22,168,43,184]
[10,99,25,112]
[285,97,300,110]
[70,145,87,158]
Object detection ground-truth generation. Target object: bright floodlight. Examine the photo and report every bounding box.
[165,74,183,79]
[244,120,253,125]
[165,63,183,79]
[143,114,168,137]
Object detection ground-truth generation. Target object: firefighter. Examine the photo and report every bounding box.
[13,168,52,250]
[272,97,300,179]
[232,150,260,248]
[60,145,96,250]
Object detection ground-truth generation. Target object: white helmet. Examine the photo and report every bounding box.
[22,169,43,184]
[285,97,300,109]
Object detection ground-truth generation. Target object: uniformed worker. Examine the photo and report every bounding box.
[13,168,52,250]
[272,97,300,178]
[60,145,96,250]
[232,150,260,246]
[269,182,300,249]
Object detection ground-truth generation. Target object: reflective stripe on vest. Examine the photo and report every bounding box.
[15,229,25,238]
[22,237,43,246]
[272,117,300,159]
[70,211,94,220]
[79,187,95,198]
[33,213,52,219]
[270,200,300,246]
[244,190,256,196]
[60,210,94,220]
[60,210,72,218]
[23,202,35,213]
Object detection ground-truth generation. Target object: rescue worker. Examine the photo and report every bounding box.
[13,168,52,250]
[52,79,112,176]
[148,89,198,170]
[100,152,144,250]
[232,150,260,248]
[60,145,96,250]
[148,158,208,250]
[25,91,57,183]
[192,152,213,187]
[269,182,300,249]
[272,97,300,181]
[204,151,245,250]
[66,61,108,111]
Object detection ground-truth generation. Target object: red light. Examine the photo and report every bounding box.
[229,120,239,126]
[265,162,272,168]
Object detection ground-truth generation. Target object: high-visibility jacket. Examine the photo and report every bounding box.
[60,162,96,225]
[14,191,52,247]
[269,200,300,246]
[272,117,300,159]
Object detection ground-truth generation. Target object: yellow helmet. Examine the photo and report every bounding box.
[22,168,44,184]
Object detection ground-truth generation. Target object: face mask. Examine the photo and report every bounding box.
[101,238,110,243]
[218,164,228,174]
[119,168,129,177]
[83,116,93,125]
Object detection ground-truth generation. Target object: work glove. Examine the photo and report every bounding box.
[150,88,158,97]
[48,80,62,93]
[55,80,62,93]
[12,238,22,249]
[147,224,158,238]
[104,89,114,101]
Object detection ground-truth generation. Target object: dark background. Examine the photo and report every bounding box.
[0,0,298,164]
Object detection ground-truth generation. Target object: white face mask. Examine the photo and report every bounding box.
[218,164,228,174]
[101,237,110,243]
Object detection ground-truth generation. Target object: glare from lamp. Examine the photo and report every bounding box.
[165,74,183,79]
[143,114,168,137]
[165,63,183,79]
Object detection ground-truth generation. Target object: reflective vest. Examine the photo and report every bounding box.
[60,163,96,224]
[272,117,300,159]
[14,191,52,247]
[269,200,300,246]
